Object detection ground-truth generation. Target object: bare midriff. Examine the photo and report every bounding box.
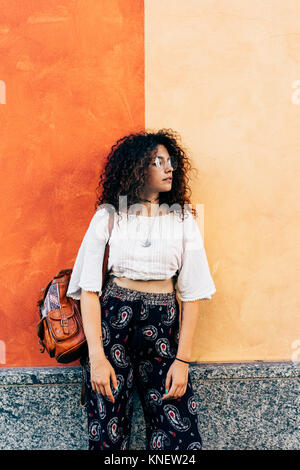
[112,276,175,294]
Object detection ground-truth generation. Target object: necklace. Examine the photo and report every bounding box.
[139,195,159,203]
[136,195,160,247]
[138,204,160,247]
[140,220,155,247]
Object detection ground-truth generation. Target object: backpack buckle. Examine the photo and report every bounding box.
[61,318,68,327]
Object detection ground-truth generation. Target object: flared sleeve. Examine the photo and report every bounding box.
[66,207,110,300]
[175,211,216,302]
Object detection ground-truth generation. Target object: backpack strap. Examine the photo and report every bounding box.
[101,210,115,286]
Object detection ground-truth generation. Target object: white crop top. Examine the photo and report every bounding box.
[66,206,216,302]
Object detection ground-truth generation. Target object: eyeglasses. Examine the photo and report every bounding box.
[151,156,178,171]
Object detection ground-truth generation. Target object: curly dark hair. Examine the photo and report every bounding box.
[94,128,198,224]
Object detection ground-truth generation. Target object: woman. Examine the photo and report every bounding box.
[67,129,216,450]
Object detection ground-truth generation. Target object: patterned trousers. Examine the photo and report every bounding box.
[80,276,203,451]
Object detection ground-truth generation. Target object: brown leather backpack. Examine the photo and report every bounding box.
[36,210,114,364]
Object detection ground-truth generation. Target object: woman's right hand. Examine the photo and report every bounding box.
[89,355,118,403]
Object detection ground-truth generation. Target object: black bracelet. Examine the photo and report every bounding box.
[175,357,190,364]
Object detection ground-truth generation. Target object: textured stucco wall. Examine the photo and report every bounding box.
[0,0,144,367]
[0,0,299,368]
[145,0,300,362]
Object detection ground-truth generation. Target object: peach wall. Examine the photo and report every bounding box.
[145,0,300,362]
[0,0,144,367]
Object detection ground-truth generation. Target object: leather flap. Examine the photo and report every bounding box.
[48,306,74,320]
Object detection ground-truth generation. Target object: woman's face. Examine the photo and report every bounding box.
[144,144,174,193]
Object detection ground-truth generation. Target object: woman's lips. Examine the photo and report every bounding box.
[163,178,172,182]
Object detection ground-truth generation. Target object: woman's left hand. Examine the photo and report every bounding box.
[162,359,189,400]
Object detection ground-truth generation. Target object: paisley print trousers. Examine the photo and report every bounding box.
[80,276,203,451]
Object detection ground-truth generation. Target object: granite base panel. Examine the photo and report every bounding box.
[0,361,299,450]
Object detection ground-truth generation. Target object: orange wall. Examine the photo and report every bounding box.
[145,0,300,362]
[0,0,144,367]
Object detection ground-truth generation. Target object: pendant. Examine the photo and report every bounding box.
[141,239,151,247]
